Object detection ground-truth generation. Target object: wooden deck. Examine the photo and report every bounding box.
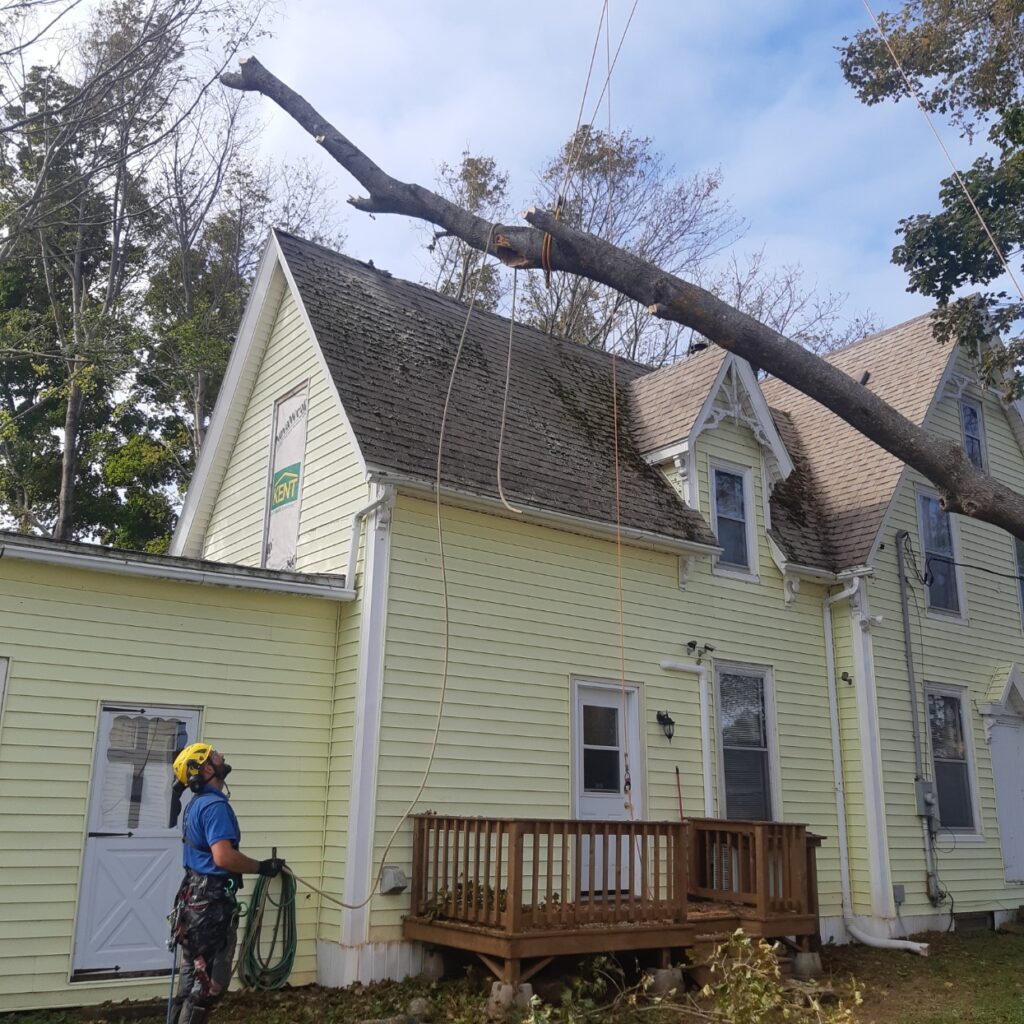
[403,814,823,983]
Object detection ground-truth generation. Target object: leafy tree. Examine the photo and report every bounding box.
[839,0,1024,392]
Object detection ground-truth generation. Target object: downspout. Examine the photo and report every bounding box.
[824,576,929,955]
[895,530,943,905]
[347,488,392,593]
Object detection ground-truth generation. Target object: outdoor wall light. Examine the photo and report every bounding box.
[656,711,676,741]
[687,640,715,665]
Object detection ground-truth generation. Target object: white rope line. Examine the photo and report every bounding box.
[308,228,498,912]
[862,0,1024,302]
[497,267,523,514]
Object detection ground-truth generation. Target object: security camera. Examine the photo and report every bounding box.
[686,640,698,652]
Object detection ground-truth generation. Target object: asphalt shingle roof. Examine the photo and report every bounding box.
[760,313,954,569]
[277,232,958,572]
[275,231,718,548]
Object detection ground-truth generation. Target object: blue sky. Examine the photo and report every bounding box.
[255,1,979,332]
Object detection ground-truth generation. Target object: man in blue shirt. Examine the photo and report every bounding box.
[169,743,284,1024]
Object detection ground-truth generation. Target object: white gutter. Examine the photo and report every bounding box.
[0,540,355,602]
[824,577,928,956]
[659,660,714,816]
[368,470,722,559]
[346,487,394,593]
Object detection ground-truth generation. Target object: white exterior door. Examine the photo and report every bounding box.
[73,705,200,978]
[572,681,642,895]
[992,718,1024,883]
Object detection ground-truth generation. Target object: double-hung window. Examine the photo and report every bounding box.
[917,491,961,615]
[712,464,753,574]
[926,688,977,833]
[959,398,986,470]
[717,666,774,820]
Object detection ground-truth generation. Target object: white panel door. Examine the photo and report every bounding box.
[572,682,642,896]
[992,718,1024,883]
[73,705,200,977]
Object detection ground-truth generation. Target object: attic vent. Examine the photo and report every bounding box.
[859,371,871,386]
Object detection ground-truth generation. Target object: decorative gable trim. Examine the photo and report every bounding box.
[979,663,1024,739]
[171,233,368,560]
[691,355,795,488]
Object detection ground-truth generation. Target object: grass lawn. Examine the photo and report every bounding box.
[823,925,1024,1024]
[4,926,1024,1024]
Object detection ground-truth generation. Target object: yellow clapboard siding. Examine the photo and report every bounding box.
[365,411,842,936]
[0,556,341,1010]
[202,287,369,575]
[867,348,1024,917]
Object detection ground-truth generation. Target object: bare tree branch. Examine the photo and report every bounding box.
[220,56,1024,541]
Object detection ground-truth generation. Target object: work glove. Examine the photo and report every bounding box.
[258,856,286,878]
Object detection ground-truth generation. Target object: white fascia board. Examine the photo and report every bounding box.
[171,240,287,558]
[766,535,838,582]
[688,355,733,442]
[367,468,722,558]
[271,232,368,480]
[642,439,689,466]
[688,355,794,479]
[731,358,795,478]
[0,539,355,601]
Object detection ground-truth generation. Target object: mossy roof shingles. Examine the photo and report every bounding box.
[276,230,717,547]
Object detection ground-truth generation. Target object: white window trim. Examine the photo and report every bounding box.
[709,458,759,583]
[959,395,988,471]
[713,662,781,821]
[925,682,983,840]
[916,486,968,624]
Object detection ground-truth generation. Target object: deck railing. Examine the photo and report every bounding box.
[688,819,810,918]
[410,815,689,933]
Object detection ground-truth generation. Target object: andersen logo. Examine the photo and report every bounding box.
[271,463,301,510]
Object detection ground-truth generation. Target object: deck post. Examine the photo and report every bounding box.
[672,823,688,923]
[507,821,525,936]
[411,816,425,916]
[754,825,769,921]
[804,833,823,951]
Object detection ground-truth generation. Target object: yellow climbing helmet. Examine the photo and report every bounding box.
[173,742,213,787]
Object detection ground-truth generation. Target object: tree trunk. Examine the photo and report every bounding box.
[54,369,84,542]
[220,57,1024,541]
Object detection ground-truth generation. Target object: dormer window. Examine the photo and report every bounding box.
[959,398,986,470]
[711,461,756,578]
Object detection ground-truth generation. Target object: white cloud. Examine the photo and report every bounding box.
[248,1,989,331]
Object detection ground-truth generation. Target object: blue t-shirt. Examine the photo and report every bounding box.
[181,785,240,876]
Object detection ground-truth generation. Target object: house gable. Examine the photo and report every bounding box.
[171,234,369,573]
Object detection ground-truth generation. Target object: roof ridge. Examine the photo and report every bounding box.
[274,228,654,376]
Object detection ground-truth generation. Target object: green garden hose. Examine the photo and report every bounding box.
[237,870,297,990]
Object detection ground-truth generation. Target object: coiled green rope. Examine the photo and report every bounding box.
[237,870,297,990]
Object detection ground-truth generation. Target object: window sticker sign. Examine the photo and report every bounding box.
[263,383,309,570]
[271,463,301,510]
